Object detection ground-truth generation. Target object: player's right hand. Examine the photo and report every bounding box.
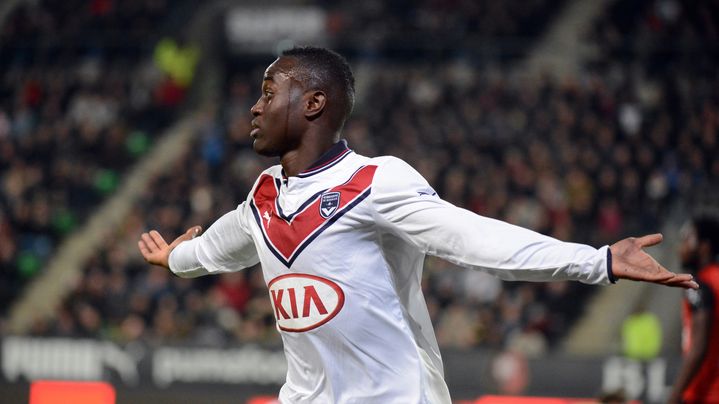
[138,226,202,269]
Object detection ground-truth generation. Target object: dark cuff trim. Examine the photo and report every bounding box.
[607,248,617,284]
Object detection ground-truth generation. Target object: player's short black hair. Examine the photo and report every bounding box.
[281,46,355,129]
[694,215,719,257]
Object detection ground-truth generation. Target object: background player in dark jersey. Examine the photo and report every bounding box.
[669,216,719,404]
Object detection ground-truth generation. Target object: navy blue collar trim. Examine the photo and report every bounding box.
[292,140,351,178]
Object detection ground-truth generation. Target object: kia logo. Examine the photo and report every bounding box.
[267,274,345,332]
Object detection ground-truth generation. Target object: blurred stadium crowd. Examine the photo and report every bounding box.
[0,0,194,313]
[1,0,717,357]
[325,0,565,59]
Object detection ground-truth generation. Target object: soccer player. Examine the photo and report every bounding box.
[668,216,719,404]
[138,46,697,403]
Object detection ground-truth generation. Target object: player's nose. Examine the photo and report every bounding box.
[250,98,262,116]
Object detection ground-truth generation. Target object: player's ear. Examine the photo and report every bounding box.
[304,90,326,120]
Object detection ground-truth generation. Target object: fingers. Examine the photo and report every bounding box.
[623,266,674,283]
[141,232,160,251]
[138,227,201,268]
[139,230,167,256]
[636,233,663,248]
[613,257,689,284]
[662,278,698,289]
[138,237,159,264]
[177,226,202,240]
[635,268,697,289]
[149,230,168,248]
[188,225,202,238]
[138,240,151,256]
[671,273,694,282]
[682,280,700,289]
[168,225,203,249]
[662,273,698,289]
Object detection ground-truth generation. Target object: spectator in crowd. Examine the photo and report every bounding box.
[669,216,719,404]
[621,303,662,361]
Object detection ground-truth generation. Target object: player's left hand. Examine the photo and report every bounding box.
[610,233,698,289]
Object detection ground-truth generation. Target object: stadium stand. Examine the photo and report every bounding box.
[0,0,194,317]
[12,0,719,356]
[325,0,566,60]
[1,2,717,403]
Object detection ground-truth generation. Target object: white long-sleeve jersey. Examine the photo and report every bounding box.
[169,141,613,403]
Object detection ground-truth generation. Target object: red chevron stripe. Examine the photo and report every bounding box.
[252,165,377,261]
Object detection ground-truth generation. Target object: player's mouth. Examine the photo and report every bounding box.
[250,121,260,138]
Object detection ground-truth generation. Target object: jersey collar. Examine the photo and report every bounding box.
[282,140,352,179]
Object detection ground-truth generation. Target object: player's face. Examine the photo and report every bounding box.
[250,57,304,157]
[679,222,699,270]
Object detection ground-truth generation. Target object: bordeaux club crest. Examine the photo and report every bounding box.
[319,192,340,219]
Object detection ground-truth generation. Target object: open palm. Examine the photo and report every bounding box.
[610,233,697,289]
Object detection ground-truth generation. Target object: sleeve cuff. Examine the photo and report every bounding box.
[168,238,206,278]
[607,247,617,284]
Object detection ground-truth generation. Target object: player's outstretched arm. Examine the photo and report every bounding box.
[138,226,202,269]
[609,233,698,289]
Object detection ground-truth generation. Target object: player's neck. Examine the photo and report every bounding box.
[280,134,338,177]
